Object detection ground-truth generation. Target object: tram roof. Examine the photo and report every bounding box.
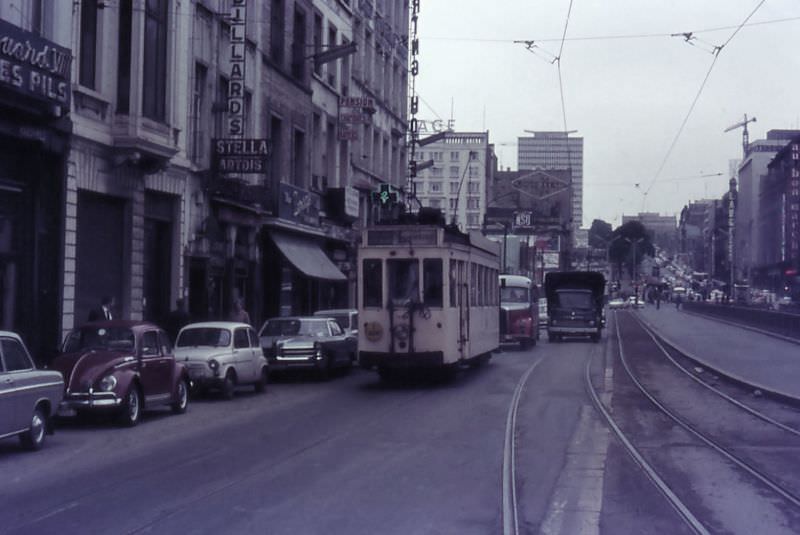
[362,225,500,257]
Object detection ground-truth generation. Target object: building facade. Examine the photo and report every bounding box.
[412,131,494,231]
[0,0,409,357]
[517,131,583,233]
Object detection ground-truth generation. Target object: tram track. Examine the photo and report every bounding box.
[502,354,546,535]
[586,311,800,534]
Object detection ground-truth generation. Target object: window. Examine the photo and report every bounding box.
[248,329,259,348]
[234,329,249,349]
[449,259,458,307]
[467,197,480,210]
[388,259,419,304]
[271,0,285,64]
[1,338,32,371]
[450,151,460,162]
[468,166,479,178]
[190,63,207,161]
[143,0,169,121]
[313,13,323,77]
[292,129,306,187]
[327,25,338,87]
[79,0,98,89]
[270,115,283,184]
[431,152,443,161]
[468,182,480,194]
[449,166,459,178]
[291,6,307,81]
[141,331,160,356]
[431,168,443,178]
[423,259,443,307]
[214,76,229,138]
[158,331,172,355]
[470,263,477,306]
[116,0,133,113]
[429,182,442,193]
[466,214,480,226]
[449,198,457,210]
[363,259,382,307]
[329,321,343,336]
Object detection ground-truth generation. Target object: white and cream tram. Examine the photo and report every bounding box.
[357,223,501,378]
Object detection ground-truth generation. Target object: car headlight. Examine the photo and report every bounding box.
[99,375,117,392]
[314,342,323,359]
[208,359,220,374]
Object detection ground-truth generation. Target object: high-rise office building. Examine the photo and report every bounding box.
[518,131,584,232]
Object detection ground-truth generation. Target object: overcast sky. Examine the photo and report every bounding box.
[414,0,800,228]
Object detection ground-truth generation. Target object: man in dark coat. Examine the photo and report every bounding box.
[165,298,191,343]
[88,296,115,322]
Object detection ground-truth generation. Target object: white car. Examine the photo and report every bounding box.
[608,298,626,310]
[174,322,269,399]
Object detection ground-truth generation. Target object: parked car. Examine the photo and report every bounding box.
[51,321,190,426]
[608,298,627,310]
[258,316,357,378]
[0,332,64,450]
[313,309,358,338]
[174,322,269,399]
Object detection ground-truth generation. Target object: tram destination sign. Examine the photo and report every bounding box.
[212,138,270,174]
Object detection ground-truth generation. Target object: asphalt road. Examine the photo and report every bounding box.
[1,329,690,535]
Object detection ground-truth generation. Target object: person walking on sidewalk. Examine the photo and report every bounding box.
[675,293,682,310]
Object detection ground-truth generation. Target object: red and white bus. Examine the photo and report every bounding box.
[499,275,540,349]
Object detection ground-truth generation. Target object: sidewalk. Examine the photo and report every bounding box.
[633,304,800,402]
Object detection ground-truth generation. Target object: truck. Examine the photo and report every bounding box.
[545,271,606,343]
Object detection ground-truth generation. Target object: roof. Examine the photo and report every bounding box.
[179,322,253,329]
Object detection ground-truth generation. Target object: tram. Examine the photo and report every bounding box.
[357,217,501,378]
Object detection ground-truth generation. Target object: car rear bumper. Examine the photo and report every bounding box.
[548,326,600,334]
[359,351,444,369]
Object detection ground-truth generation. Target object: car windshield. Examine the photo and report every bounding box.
[501,287,528,303]
[555,290,594,309]
[176,328,231,348]
[63,327,135,353]
[261,319,329,337]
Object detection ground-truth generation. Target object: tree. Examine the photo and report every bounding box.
[588,219,613,249]
[608,220,655,280]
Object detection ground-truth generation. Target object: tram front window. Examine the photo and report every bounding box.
[423,259,443,307]
[388,259,419,305]
[501,287,528,303]
[363,259,382,308]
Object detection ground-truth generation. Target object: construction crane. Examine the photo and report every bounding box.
[724,114,756,158]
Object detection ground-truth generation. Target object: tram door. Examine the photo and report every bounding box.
[457,260,469,358]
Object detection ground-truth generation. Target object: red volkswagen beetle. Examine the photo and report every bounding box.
[51,321,190,426]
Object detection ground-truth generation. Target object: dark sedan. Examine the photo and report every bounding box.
[51,321,190,426]
[258,317,357,379]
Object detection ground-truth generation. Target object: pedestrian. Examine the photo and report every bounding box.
[675,293,682,310]
[165,297,191,343]
[88,296,115,322]
[229,297,251,325]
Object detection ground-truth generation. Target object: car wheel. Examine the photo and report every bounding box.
[118,386,142,427]
[171,378,189,414]
[254,367,269,393]
[222,371,236,400]
[19,406,47,451]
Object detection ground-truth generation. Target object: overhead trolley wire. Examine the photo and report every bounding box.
[641,0,767,203]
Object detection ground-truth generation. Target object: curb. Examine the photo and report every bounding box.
[634,311,800,407]
[680,308,800,346]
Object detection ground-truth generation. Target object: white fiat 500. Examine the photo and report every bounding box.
[174,322,268,399]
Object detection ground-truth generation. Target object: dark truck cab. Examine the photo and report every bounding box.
[545,271,606,343]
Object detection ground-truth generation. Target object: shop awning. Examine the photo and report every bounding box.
[270,231,347,281]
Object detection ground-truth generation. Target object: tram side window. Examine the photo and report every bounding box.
[449,259,457,307]
[363,259,383,308]
[388,259,419,304]
[423,259,443,307]
[470,263,477,306]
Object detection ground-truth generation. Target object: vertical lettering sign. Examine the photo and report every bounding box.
[228,0,246,137]
[407,0,421,194]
